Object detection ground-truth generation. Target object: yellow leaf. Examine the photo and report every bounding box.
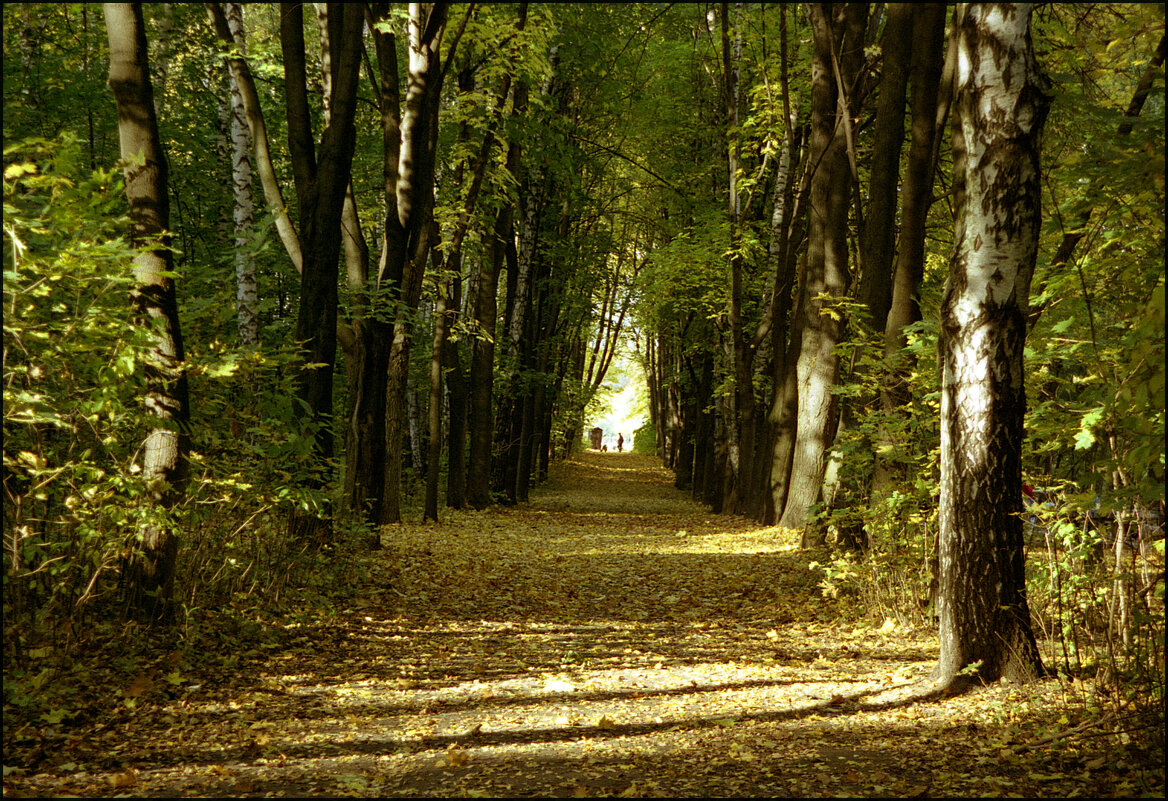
[123,672,154,698]
[4,163,37,180]
[108,769,137,788]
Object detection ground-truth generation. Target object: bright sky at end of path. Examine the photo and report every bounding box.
[589,351,648,447]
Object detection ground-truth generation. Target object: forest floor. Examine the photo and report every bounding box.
[3,451,1164,798]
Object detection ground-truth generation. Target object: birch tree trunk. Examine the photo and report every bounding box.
[226,2,258,347]
[935,2,1050,693]
[205,1,304,274]
[104,1,190,621]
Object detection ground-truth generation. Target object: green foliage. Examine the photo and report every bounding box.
[4,135,161,644]
[2,7,1163,753]
[3,137,341,665]
[631,423,656,455]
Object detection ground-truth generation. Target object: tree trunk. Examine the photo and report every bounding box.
[854,3,912,334]
[282,2,364,541]
[872,3,947,495]
[342,3,398,528]
[779,3,864,536]
[205,1,303,274]
[444,273,469,509]
[761,7,808,526]
[382,2,449,524]
[424,233,448,522]
[434,51,523,512]
[467,204,512,509]
[104,1,190,621]
[225,2,258,347]
[935,2,1050,693]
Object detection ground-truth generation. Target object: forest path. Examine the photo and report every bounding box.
[9,453,1153,797]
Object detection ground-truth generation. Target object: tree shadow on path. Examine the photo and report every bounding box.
[5,452,1153,798]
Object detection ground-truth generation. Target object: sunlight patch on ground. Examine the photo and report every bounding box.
[11,449,1160,798]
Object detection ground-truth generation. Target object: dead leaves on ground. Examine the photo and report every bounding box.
[3,453,1162,798]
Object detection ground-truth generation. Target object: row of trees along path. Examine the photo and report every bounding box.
[3,3,1163,798]
[4,451,1158,797]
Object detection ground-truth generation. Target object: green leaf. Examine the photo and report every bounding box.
[1074,407,1105,450]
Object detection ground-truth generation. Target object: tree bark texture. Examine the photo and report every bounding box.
[282,2,364,541]
[854,3,912,334]
[882,3,947,394]
[863,3,950,501]
[779,2,865,535]
[205,1,303,274]
[226,2,258,347]
[382,2,449,524]
[104,1,190,620]
[936,2,1050,692]
[343,2,399,527]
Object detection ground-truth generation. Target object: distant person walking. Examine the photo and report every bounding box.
[617,433,624,453]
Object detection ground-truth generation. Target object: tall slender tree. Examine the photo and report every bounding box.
[281,2,365,541]
[225,2,258,347]
[204,2,304,275]
[104,1,191,619]
[466,4,529,510]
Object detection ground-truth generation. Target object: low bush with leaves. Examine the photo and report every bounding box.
[3,137,348,675]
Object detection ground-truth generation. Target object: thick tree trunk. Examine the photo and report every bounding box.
[381,3,449,524]
[337,3,454,529]
[935,2,1050,693]
[779,3,864,536]
[339,4,398,528]
[345,316,390,523]
[761,9,808,526]
[104,2,190,621]
[766,275,803,525]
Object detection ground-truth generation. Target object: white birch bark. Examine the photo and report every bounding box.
[936,2,1051,690]
[227,2,258,346]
